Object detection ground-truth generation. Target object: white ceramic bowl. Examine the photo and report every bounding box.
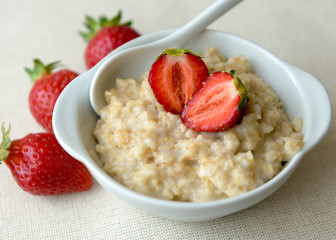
[53,29,331,222]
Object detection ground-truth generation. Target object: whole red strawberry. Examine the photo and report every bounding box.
[0,124,93,195]
[25,59,78,133]
[80,11,140,69]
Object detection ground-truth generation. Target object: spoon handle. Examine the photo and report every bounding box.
[165,0,243,46]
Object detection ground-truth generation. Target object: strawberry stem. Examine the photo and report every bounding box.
[80,10,133,42]
[0,123,11,163]
[24,59,61,82]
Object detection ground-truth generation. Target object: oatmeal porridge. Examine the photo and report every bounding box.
[93,47,304,202]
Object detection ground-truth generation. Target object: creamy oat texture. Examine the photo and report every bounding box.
[94,47,304,202]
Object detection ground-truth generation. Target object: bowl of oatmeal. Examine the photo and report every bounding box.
[53,29,331,221]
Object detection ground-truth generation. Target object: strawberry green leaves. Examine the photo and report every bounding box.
[80,10,132,42]
[24,59,61,82]
[0,123,11,163]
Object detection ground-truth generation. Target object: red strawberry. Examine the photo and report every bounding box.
[80,11,140,69]
[148,49,209,115]
[25,59,78,133]
[0,124,93,195]
[181,71,248,132]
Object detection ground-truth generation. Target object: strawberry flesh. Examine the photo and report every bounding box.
[148,49,209,114]
[181,71,248,132]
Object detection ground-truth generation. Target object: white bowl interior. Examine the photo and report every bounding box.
[53,29,331,221]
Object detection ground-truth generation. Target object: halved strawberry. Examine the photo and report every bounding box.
[181,71,248,132]
[148,49,209,114]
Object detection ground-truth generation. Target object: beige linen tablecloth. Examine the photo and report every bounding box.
[1,0,335,239]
